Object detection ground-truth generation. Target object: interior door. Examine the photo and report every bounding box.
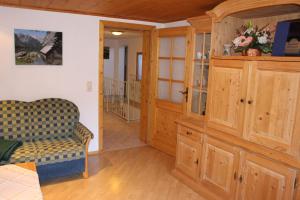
[206,59,249,137]
[151,27,192,156]
[244,61,300,156]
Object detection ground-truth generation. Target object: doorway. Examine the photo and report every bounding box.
[98,21,154,152]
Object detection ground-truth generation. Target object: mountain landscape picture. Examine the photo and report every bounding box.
[14,29,62,65]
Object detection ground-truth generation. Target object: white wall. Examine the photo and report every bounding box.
[104,40,118,79]
[104,37,143,81]
[118,47,125,81]
[0,6,162,152]
[119,37,143,81]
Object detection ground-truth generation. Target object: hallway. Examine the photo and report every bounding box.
[103,112,146,151]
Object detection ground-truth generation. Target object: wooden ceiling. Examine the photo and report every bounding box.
[0,0,224,23]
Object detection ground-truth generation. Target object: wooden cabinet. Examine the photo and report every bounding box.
[174,121,300,200]
[207,59,249,137]
[176,134,201,179]
[244,61,300,156]
[173,1,300,200]
[237,153,297,200]
[200,136,240,199]
[207,59,300,157]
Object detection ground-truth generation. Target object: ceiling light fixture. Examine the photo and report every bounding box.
[112,31,123,36]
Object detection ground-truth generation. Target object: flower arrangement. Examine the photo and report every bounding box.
[232,21,274,56]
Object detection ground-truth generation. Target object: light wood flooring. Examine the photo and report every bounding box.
[103,112,145,151]
[41,146,205,200]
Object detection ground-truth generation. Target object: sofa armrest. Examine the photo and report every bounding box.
[75,122,94,145]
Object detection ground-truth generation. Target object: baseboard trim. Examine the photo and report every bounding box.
[172,169,222,200]
[88,151,100,156]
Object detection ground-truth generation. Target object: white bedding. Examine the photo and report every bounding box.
[0,164,43,200]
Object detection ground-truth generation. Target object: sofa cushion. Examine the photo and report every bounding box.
[34,136,85,165]
[30,99,79,140]
[8,141,37,164]
[0,101,33,142]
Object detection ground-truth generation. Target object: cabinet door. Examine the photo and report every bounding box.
[244,61,300,156]
[207,59,249,137]
[176,134,201,178]
[237,153,296,200]
[200,136,240,199]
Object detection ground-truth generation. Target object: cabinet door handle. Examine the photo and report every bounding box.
[234,172,237,180]
[248,100,253,105]
[240,99,244,103]
[186,131,192,135]
[194,159,199,165]
[239,175,243,183]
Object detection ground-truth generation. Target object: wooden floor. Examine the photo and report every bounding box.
[103,112,146,151]
[41,146,205,200]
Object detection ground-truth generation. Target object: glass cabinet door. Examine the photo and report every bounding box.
[190,33,211,116]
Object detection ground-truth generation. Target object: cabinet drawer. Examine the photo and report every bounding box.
[178,125,201,141]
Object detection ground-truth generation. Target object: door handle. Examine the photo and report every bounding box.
[179,88,189,102]
[179,88,188,95]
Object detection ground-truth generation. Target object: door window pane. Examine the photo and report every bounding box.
[159,59,170,79]
[171,82,184,103]
[172,60,185,81]
[158,81,170,100]
[159,38,171,57]
[173,36,186,57]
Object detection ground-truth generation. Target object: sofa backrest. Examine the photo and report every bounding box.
[0,101,33,141]
[0,98,79,141]
[30,98,80,140]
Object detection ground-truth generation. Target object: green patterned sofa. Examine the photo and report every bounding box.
[0,98,94,182]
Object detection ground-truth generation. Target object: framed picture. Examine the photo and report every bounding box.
[14,29,63,65]
[272,20,300,56]
[104,46,110,59]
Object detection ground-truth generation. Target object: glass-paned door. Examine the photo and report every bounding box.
[157,36,186,103]
[190,32,211,116]
[152,27,191,156]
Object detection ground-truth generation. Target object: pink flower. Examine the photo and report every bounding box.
[233,36,244,47]
[239,36,253,47]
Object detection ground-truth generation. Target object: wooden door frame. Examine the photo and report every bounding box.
[98,20,155,151]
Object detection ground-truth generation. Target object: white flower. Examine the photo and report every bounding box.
[244,27,254,35]
[258,35,268,44]
[233,37,242,47]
